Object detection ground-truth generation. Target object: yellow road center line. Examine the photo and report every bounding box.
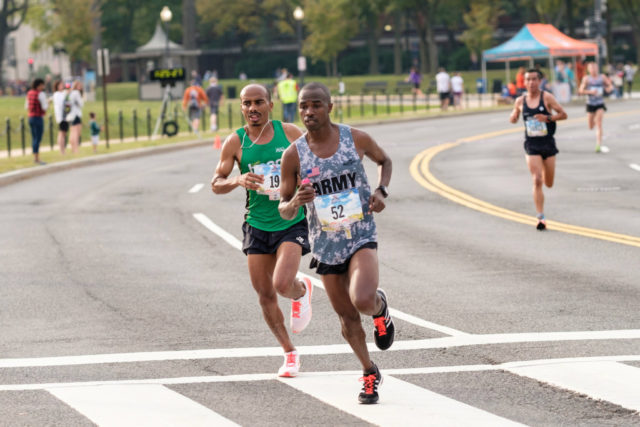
[409,109,640,248]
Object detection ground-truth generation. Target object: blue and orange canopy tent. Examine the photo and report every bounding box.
[482,23,598,86]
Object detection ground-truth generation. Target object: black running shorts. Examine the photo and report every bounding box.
[242,219,310,256]
[524,139,558,160]
[309,242,378,275]
[586,104,606,113]
[58,121,69,132]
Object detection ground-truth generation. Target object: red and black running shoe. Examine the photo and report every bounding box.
[372,289,395,350]
[358,363,382,404]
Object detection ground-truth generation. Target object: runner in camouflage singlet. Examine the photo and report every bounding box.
[279,82,395,404]
[294,123,377,265]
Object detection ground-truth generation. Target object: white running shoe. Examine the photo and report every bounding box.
[291,277,313,333]
[600,145,610,153]
[278,350,300,378]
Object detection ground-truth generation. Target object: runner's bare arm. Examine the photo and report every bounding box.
[544,93,568,122]
[211,134,263,194]
[509,97,523,123]
[602,75,614,93]
[278,145,315,220]
[281,122,304,142]
[352,128,391,213]
[578,76,590,95]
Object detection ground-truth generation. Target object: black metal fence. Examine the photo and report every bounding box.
[2,89,495,157]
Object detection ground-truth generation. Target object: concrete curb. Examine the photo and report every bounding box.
[0,138,211,188]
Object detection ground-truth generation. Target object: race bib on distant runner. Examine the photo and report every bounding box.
[525,117,548,137]
[252,163,281,200]
[314,189,364,237]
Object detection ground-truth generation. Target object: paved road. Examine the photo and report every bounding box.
[1,100,639,426]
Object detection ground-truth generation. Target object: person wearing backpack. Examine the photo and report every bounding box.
[182,79,209,136]
[52,80,70,154]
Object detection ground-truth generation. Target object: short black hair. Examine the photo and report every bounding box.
[32,78,45,90]
[525,68,543,79]
[299,82,331,103]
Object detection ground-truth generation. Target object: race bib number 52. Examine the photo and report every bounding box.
[314,189,364,238]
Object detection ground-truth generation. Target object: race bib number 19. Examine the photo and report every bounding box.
[314,189,364,239]
[252,163,281,200]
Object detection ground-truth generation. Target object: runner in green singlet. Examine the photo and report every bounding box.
[211,84,313,377]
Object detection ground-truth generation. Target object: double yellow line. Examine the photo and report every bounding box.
[409,123,640,248]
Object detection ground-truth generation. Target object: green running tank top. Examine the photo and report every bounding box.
[236,120,305,231]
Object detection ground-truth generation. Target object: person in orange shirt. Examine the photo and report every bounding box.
[182,79,209,136]
[515,66,526,95]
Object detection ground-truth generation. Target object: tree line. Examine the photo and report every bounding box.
[1,0,639,86]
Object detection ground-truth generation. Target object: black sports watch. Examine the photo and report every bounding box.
[376,185,389,198]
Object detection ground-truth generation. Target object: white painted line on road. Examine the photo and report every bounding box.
[280,373,523,426]
[629,123,640,130]
[192,212,468,336]
[2,330,640,369]
[48,384,238,427]
[189,183,205,193]
[630,163,640,172]
[4,355,640,392]
[193,212,242,251]
[508,361,640,412]
[389,309,470,337]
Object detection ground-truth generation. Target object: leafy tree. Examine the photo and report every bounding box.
[0,0,29,88]
[351,0,387,75]
[28,0,98,72]
[394,0,441,74]
[302,0,358,76]
[460,1,503,66]
[611,0,640,63]
[196,0,296,50]
[100,0,182,54]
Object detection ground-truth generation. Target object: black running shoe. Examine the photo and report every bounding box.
[372,289,395,350]
[358,363,382,404]
[536,219,546,231]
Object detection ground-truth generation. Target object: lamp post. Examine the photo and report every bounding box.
[160,6,173,68]
[293,6,305,86]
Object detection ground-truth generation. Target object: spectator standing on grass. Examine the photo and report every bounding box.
[89,112,101,153]
[623,62,636,98]
[276,73,299,123]
[406,66,423,96]
[52,80,69,155]
[451,72,464,109]
[205,77,224,132]
[435,67,451,111]
[182,80,209,136]
[25,78,48,165]
[516,66,526,95]
[565,62,576,97]
[66,81,84,154]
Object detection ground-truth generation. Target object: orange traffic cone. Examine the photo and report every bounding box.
[213,135,221,150]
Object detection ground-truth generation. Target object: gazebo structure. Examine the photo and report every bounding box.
[116,23,201,100]
[482,23,598,88]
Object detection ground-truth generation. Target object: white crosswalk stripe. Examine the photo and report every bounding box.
[508,361,640,412]
[6,360,634,425]
[279,373,524,426]
[47,384,239,427]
